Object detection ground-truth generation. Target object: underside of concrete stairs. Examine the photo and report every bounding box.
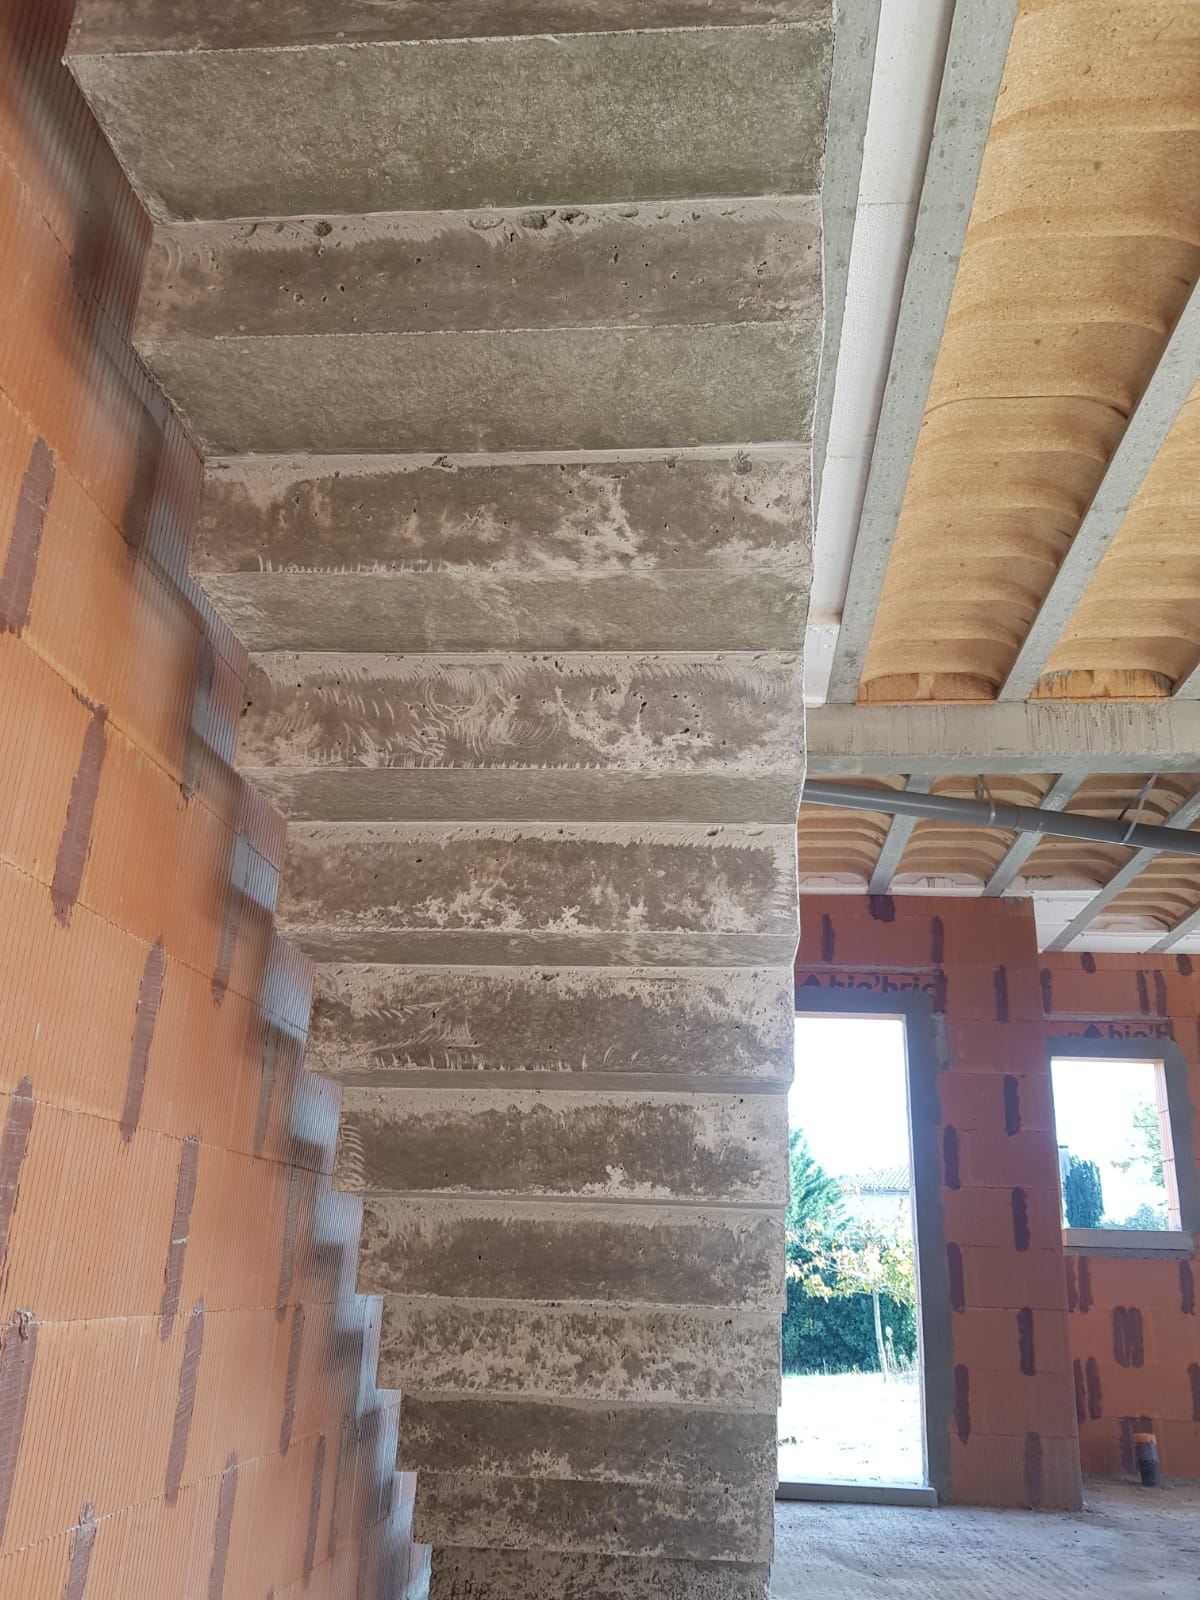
[68,7,831,1595]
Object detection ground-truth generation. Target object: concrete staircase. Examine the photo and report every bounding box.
[69,8,830,1596]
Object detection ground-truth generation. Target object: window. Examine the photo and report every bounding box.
[1049,1049,1194,1250]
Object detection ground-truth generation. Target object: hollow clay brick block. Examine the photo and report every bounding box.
[946,1018,1048,1075]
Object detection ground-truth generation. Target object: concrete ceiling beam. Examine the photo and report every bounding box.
[867,774,932,893]
[806,701,1200,777]
[982,771,1083,897]
[1001,278,1200,702]
[824,0,1017,703]
[1043,788,1200,952]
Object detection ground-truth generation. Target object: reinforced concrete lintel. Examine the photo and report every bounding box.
[806,701,1200,777]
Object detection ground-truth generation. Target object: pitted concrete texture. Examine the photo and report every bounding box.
[306,966,795,1084]
[431,1547,771,1600]
[377,1300,782,1409]
[397,1397,776,1486]
[358,1198,785,1308]
[335,1085,787,1201]
[139,203,821,341]
[198,454,810,579]
[70,0,826,53]
[413,1471,775,1563]
[771,1482,1200,1600]
[238,651,805,777]
[277,823,800,964]
[68,24,831,221]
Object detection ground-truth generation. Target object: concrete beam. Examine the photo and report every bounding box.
[982,772,1081,897]
[68,21,831,222]
[1046,788,1200,951]
[307,966,795,1088]
[1150,905,1200,954]
[806,700,1200,776]
[825,0,1018,701]
[1002,278,1200,700]
[377,1298,782,1409]
[809,0,883,518]
[867,775,931,892]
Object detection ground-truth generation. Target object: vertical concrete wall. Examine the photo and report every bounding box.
[1041,953,1200,1478]
[795,895,1083,1510]
[0,6,424,1594]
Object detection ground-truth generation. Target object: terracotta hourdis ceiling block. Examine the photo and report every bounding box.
[860,0,1200,701]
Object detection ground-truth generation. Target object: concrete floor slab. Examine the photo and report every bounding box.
[771,1482,1200,1599]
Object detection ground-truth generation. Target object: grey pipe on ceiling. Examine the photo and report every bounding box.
[802,779,1200,859]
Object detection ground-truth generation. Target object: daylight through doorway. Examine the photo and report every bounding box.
[779,1014,926,1488]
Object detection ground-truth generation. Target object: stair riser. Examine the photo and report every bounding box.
[69,26,830,221]
[139,201,821,341]
[359,1200,785,1309]
[279,824,799,943]
[308,965,795,1086]
[412,1474,775,1564]
[378,1299,782,1408]
[70,0,825,53]
[196,454,809,580]
[397,1397,776,1485]
[238,651,805,778]
[140,325,814,455]
[429,1547,770,1600]
[335,1088,788,1203]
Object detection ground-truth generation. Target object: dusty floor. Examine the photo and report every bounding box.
[778,1371,924,1486]
[771,1482,1200,1598]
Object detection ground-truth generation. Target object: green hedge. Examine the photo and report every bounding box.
[781,1279,918,1375]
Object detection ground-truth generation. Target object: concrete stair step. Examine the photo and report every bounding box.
[307,964,794,1087]
[196,451,808,584]
[276,821,799,967]
[198,570,806,652]
[397,1395,775,1485]
[358,1197,785,1309]
[246,768,803,826]
[138,202,820,343]
[68,16,830,221]
[412,1471,774,1563]
[429,1546,770,1600]
[236,646,804,824]
[134,203,818,454]
[69,1,822,52]
[377,1297,781,1410]
[334,1085,787,1203]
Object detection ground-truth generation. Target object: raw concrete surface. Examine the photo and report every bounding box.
[771,1482,1200,1599]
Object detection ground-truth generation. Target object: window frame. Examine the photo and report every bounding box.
[1048,1035,1199,1259]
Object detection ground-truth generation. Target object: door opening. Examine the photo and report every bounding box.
[778,1013,928,1493]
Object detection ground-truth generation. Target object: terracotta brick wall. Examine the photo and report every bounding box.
[0,6,424,1594]
[795,895,1083,1509]
[1041,952,1200,1478]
